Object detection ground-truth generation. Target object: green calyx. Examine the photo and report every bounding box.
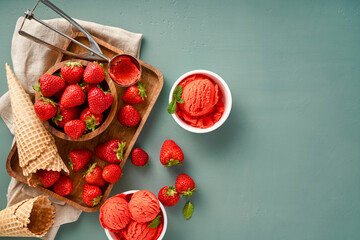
[113,142,126,161]
[68,157,74,171]
[40,97,57,107]
[165,159,182,168]
[166,186,178,197]
[183,202,194,220]
[52,108,63,126]
[148,215,162,228]
[65,62,83,69]
[137,82,147,100]
[181,187,197,200]
[83,163,97,177]
[91,195,103,206]
[32,85,41,92]
[84,115,100,132]
[167,85,185,114]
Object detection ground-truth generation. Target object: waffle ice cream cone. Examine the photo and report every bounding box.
[0,195,55,237]
[5,63,69,178]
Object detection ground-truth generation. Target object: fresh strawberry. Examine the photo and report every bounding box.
[88,87,110,114]
[53,175,73,196]
[52,104,81,127]
[131,148,149,166]
[175,173,196,199]
[33,74,65,97]
[80,107,103,131]
[94,139,126,164]
[83,62,105,84]
[117,105,140,127]
[80,82,96,94]
[36,170,60,188]
[64,119,86,139]
[61,62,84,84]
[122,82,147,104]
[68,149,92,171]
[60,84,85,108]
[84,163,106,186]
[160,140,184,167]
[83,184,102,206]
[104,93,113,109]
[102,164,122,183]
[158,186,180,207]
[34,98,57,121]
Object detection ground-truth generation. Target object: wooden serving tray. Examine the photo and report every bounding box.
[6,32,163,212]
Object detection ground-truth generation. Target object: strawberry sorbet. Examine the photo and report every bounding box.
[129,190,160,223]
[99,195,131,231]
[109,55,140,86]
[176,74,225,129]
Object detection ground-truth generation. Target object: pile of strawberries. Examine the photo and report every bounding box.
[33,61,113,139]
[35,138,126,206]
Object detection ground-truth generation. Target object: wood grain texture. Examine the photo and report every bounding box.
[6,32,164,212]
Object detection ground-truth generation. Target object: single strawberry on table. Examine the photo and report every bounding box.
[36,170,60,188]
[34,98,58,121]
[131,148,149,166]
[160,139,184,167]
[52,104,81,127]
[61,62,84,84]
[60,84,85,108]
[80,107,103,131]
[68,148,92,171]
[158,186,180,207]
[102,164,122,183]
[83,184,102,206]
[88,87,112,114]
[175,173,196,199]
[122,82,147,104]
[117,105,140,127]
[33,74,65,97]
[83,62,105,84]
[95,139,126,164]
[84,163,106,187]
[53,175,73,196]
[64,119,86,139]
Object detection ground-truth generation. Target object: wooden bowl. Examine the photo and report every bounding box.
[35,59,118,141]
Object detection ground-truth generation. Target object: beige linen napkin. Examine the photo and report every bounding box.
[0,17,142,240]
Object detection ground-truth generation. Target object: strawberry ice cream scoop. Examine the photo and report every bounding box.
[121,221,158,240]
[179,74,219,117]
[129,190,160,223]
[100,195,131,231]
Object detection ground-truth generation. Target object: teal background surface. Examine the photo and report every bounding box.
[1,0,360,239]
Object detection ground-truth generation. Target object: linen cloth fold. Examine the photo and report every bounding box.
[0,17,142,240]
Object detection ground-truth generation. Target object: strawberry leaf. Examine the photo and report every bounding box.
[165,159,182,167]
[65,62,83,69]
[68,157,74,171]
[90,195,103,206]
[167,100,177,114]
[114,142,126,161]
[84,115,99,132]
[148,215,162,228]
[32,85,41,92]
[183,202,194,220]
[166,186,177,197]
[83,163,97,177]
[137,82,147,100]
[181,187,197,199]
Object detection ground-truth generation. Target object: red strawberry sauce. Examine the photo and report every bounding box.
[109,55,140,87]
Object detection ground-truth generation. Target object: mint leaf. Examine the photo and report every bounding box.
[167,100,177,114]
[173,85,183,101]
[183,201,194,220]
[149,215,162,228]
[177,98,185,104]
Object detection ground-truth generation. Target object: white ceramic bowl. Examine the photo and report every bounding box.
[104,190,167,240]
[169,70,232,133]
